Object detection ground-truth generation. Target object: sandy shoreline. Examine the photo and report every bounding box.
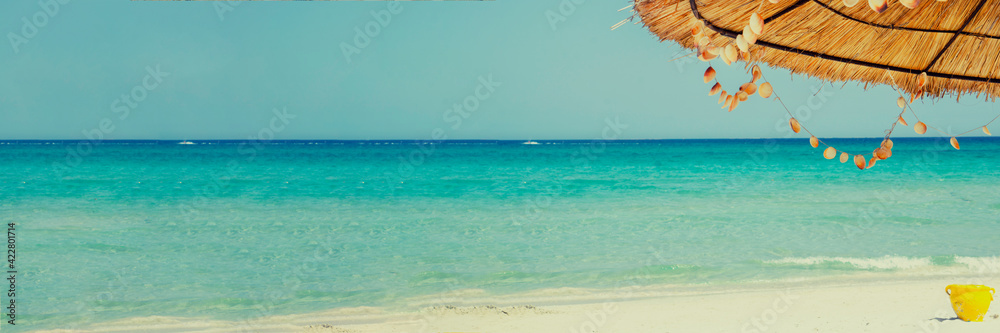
[32,275,1000,333]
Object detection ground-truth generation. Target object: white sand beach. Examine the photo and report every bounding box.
[38,276,998,333]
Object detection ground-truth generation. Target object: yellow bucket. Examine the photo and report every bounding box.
[945,284,994,322]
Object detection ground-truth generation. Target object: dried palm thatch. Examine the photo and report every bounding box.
[633,0,1000,100]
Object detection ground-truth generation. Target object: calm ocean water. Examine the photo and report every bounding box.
[2,138,999,331]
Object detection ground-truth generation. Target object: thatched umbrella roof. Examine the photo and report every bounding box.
[633,0,1000,100]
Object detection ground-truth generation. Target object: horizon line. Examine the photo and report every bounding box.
[1,137,993,143]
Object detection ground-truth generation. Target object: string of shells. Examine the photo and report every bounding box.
[692,0,994,170]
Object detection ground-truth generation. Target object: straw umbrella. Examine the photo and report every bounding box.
[628,0,999,169]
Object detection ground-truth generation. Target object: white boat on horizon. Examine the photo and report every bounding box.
[522,140,540,145]
[178,141,195,145]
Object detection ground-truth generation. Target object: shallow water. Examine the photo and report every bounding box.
[2,138,999,331]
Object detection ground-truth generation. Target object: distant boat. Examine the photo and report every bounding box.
[178,141,195,145]
[522,140,540,145]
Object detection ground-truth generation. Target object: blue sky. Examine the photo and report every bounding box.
[0,0,995,140]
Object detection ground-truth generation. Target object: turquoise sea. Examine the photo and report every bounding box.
[2,138,999,331]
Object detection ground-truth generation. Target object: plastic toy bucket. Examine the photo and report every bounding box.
[945,284,994,322]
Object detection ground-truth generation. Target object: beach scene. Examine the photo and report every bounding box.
[3,0,1000,332]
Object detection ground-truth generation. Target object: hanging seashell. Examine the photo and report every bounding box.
[697,36,711,50]
[707,45,720,56]
[729,97,740,112]
[724,44,738,66]
[868,0,888,13]
[840,152,849,163]
[824,147,837,159]
[740,50,751,62]
[749,13,764,35]
[914,121,927,135]
[843,0,860,6]
[741,82,758,95]
[692,20,705,31]
[719,90,728,104]
[899,0,919,9]
[710,83,722,96]
[704,67,716,83]
[789,118,801,133]
[910,89,924,103]
[692,26,702,36]
[884,148,892,159]
[743,26,758,45]
[809,136,819,148]
[701,50,718,61]
[875,147,890,160]
[723,95,733,109]
[737,91,749,102]
[751,65,762,83]
[984,126,992,136]
[897,97,905,109]
[917,72,928,88]
[868,157,877,168]
[726,44,738,61]
[881,138,893,150]
[736,34,749,52]
[950,137,960,150]
[759,82,773,98]
[897,116,908,126]
[854,155,866,170]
